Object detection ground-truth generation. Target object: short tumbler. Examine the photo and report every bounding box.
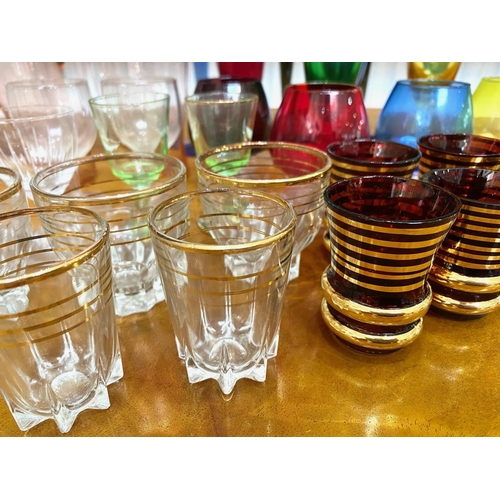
[423,168,500,317]
[149,189,297,395]
[417,134,500,179]
[322,176,461,353]
[196,142,331,279]
[30,153,187,317]
[185,91,258,157]
[0,207,121,433]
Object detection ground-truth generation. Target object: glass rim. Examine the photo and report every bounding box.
[0,206,109,288]
[397,79,471,89]
[30,152,187,205]
[5,78,90,90]
[0,105,74,123]
[101,76,177,86]
[284,82,362,94]
[88,92,170,107]
[478,76,500,85]
[196,76,262,86]
[422,167,500,207]
[0,166,23,202]
[418,134,500,158]
[327,139,422,167]
[324,174,462,225]
[196,141,332,187]
[185,91,258,104]
[148,187,297,254]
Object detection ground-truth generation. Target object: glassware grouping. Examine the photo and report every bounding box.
[2,63,500,434]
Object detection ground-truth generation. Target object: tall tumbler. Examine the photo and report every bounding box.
[149,189,297,395]
[0,207,121,433]
[322,176,461,353]
[423,168,500,317]
[30,153,187,317]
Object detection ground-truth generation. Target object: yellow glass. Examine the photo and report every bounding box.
[472,77,500,139]
[408,62,461,80]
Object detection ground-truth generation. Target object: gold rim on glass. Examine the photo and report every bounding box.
[196,141,332,189]
[148,188,297,254]
[30,153,187,206]
[0,206,109,289]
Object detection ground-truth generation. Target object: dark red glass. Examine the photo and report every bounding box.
[270,83,370,151]
[194,77,271,141]
[217,62,263,80]
[423,168,500,317]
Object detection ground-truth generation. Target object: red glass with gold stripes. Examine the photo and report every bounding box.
[423,168,500,316]
[322,175,461,353]
[417,134,500,179]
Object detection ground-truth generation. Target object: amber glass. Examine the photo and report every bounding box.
[408,62,461,80]
[270,83,370,151]
[417,134,500,179]
[423,168,500,317]
[322,176,461,353]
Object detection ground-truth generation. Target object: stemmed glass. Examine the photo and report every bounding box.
[89,92,170,155]
[0,105,77,199]
[101,77,182,150]
[270,83,371,151]
[5,78,97,156]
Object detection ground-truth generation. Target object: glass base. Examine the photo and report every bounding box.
[184,352,268,395]
[8,381,110,434]
[113,276,163,317]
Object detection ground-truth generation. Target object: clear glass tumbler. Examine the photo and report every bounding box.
[101,77,183,150]
[89,92,170,155]
[5,78,98,156]
[0,105,77,199]
[149,188,297,395]
[0,206,121,433]
[185,91,258,157]
[30,153,187,317]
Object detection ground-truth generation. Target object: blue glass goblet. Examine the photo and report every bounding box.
[375,79,473,149]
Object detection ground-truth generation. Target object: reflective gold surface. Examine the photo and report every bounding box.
[1,125,499,437]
